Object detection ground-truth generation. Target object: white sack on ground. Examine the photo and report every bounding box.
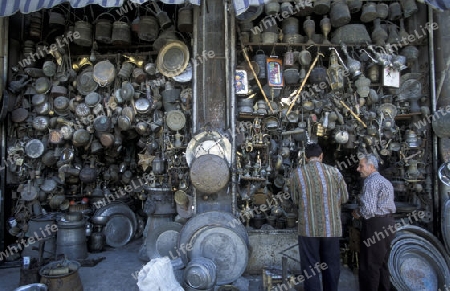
[136,257,184,291]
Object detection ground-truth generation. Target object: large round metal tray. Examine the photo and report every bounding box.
[178,211,249,265]
[186,131,232,167]
[146,222,183,260]
[103,214,134,248]
[389,230,450,290]
[94,201,137,236]
[188,225,248,285]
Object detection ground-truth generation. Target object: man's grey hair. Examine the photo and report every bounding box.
[360,154,379,170]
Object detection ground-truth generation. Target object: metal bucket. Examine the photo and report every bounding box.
[112,17,131,45]
[178,6,193,32]
[138,16,159,42]
[56,218,88,260]
[95,13,115,44]
[184,257,217,290]
[40,260,83,291]
[73,20,92,47]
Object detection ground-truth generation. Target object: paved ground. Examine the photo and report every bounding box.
[0,237,359,291]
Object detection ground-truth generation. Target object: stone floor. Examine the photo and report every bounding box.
[0,238,359,291]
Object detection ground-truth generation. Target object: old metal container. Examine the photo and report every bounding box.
[138,16,159,42]
[95,13,114,44]
[88,231,105,253]
[56,217,88,260]
[72,129,90,147]
[190,154,229,194]
[73,20,93,47]
[40,260,83,291]
[178,6,193,32]
[330,0,351,28]
[111,17,131,45]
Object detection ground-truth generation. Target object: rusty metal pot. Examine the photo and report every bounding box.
[111,17,131,45]
[178,6,193,32]
[74,19,93,47]
[95,13,115,44]
[138,16,159,42]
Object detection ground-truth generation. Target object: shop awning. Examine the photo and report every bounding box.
[0,0,200,17]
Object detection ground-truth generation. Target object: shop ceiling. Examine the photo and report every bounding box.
[0,0,448,18]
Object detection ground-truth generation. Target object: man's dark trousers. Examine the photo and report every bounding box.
[298,236,341,291]
[359,216,395,291]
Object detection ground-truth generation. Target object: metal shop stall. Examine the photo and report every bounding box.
[0,0,449,290]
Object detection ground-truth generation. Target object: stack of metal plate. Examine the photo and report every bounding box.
[389,225,450,290]
[178,211,249,285]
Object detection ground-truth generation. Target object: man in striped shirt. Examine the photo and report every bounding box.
[290,143,349,291]
[353,154,396,291]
